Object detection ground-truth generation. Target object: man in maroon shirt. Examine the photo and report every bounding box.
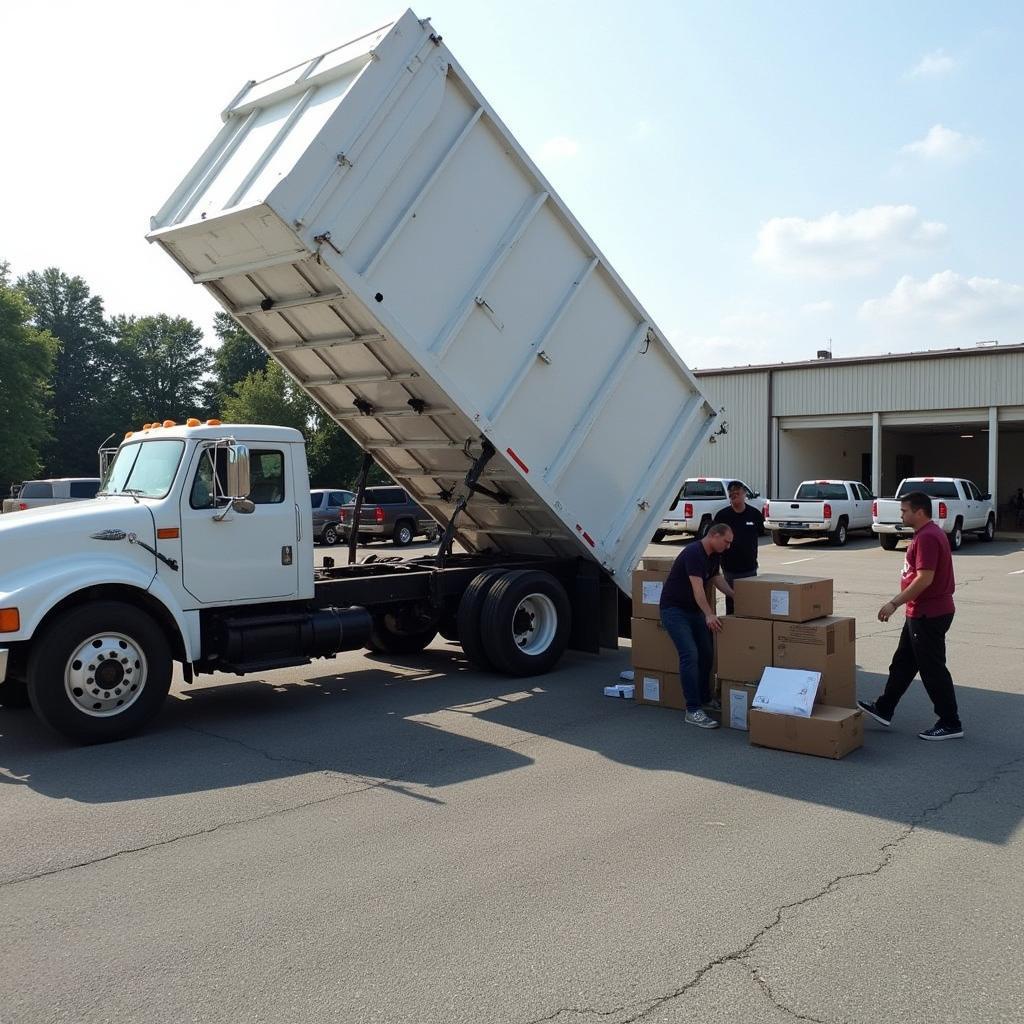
[859,491,963,740]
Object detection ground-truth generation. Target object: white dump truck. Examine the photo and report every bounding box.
[0,10,715,742]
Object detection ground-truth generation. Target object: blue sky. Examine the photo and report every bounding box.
[3,1,1021,368]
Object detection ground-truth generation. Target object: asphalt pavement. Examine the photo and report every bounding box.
[1,532,1022,1023]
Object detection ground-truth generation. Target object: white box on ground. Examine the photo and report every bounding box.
[752,667,821,718]
[604,684,635,698]
[729,688,751,730]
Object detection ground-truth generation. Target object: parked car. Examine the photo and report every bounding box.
[310,488,355,545]
[872,477,995,551]
[764,480,874,547]
[1,477,101,514]
[654,477,764,542]
[339,486,439,546]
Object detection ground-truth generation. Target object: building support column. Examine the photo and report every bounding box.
[771,417,780,497]
[989,406,999,499]
[871,411,882,497]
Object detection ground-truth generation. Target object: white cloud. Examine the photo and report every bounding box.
[631,119,655,141]
[907,49,956,78]
[860,271,1024,326]
[538,136,580,160]
[755,205,947,277]
[902,124,980,162]
[800,300,834,316]
[720,310,785,332]
[673,333,778,369]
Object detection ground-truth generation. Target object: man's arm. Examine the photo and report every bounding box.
[878,570,935,622]
[712,573,735,599]
[690,575,724,632]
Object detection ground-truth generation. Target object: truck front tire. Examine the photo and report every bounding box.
[27,601,173,744]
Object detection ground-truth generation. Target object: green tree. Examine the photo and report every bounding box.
[205,311,268,413]
[17,267,116,476]
[111,314,213,424]
[220,362,314,435]
[0,278,56,487]
[305,416,390,488]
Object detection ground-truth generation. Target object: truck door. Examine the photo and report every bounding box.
[179,445,301,603]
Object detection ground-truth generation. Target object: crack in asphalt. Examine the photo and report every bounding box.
[0,728,451,889]
[520,751,1024,1024]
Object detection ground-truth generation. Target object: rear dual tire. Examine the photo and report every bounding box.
[457,569,571,676]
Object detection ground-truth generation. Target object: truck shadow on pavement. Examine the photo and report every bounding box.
[1,651,1022,846]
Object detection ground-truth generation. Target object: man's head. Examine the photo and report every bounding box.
[704,522,733,554]
[900,490,932,530]
[727,481,746,511]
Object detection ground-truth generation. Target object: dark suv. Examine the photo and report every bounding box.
[310,488,355,545]
[339,486,438,546]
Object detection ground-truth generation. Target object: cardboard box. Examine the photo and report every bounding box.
[634,669,686,710]
[630,617,679,674]
[720,680,758,730]
[774,616,857,707]
[733,575,833,623]
[749,705,863,759]
[714,616,774,683]
[630,556,676,620]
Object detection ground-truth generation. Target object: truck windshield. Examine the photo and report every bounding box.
[795,483,848,500]
[896,480,958,499]
[99,441,185,498]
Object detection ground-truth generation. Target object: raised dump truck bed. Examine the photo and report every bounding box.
[149,8,715,593]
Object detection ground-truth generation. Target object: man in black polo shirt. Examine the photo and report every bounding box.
[659,523,735,729]
[713,481,764,615]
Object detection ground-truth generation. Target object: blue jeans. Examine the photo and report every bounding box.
[660,606,713,711]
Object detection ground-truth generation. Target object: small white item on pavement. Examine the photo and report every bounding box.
[604,684,636,698]
[752,666,820,718]
[619,669,635,681]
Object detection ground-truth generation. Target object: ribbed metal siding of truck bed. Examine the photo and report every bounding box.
[148,9,716,590]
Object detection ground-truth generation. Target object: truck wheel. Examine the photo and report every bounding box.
[0,677,30,709]
[696,517,712,540]
[393,521,414,547]
[479,570,571,676]
[322,524,339,546]
[652,529,667,544]
[981,516,995,543]
[828,518,848,547]
[771,532,790,546]
[366,612,437,655]
[456,569,509,669]
[27,601,172,743]
[879,534,898,551]
[950,519,963,551]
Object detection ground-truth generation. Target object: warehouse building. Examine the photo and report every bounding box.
[688,343,1024,520]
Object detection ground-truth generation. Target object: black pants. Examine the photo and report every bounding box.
[876,614,961,729]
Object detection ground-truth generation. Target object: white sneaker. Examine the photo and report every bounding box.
[685,709,720,729]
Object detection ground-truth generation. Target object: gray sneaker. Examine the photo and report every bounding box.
[685,709,720,729]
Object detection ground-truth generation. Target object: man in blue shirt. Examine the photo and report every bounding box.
[658,523,735,728]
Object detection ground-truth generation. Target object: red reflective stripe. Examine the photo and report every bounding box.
[506,447,529,473]
[582,531,595,547]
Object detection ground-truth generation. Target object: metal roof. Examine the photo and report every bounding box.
[693,343,1024,377]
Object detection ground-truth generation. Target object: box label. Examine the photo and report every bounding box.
[642,675,661,702]
[729,688,749,730]
[770,590,790,616]
[641,580,663,605]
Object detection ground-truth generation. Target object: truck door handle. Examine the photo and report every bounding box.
[295,504,302,542]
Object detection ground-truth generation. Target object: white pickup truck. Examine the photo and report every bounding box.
[0,11,715,742]
[653,477,764,542]
[764,480,875,547]
[872,477,996,550]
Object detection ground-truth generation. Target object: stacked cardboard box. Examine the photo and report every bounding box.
[718,575,863,758]
[629,556,712,711]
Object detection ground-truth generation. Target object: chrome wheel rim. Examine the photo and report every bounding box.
[511,593,557,656]
[64,632,147,717]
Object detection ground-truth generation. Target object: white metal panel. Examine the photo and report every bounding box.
[149,10,715,592]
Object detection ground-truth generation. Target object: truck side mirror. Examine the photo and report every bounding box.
[226,445,251,499]
[983,493,991,501]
